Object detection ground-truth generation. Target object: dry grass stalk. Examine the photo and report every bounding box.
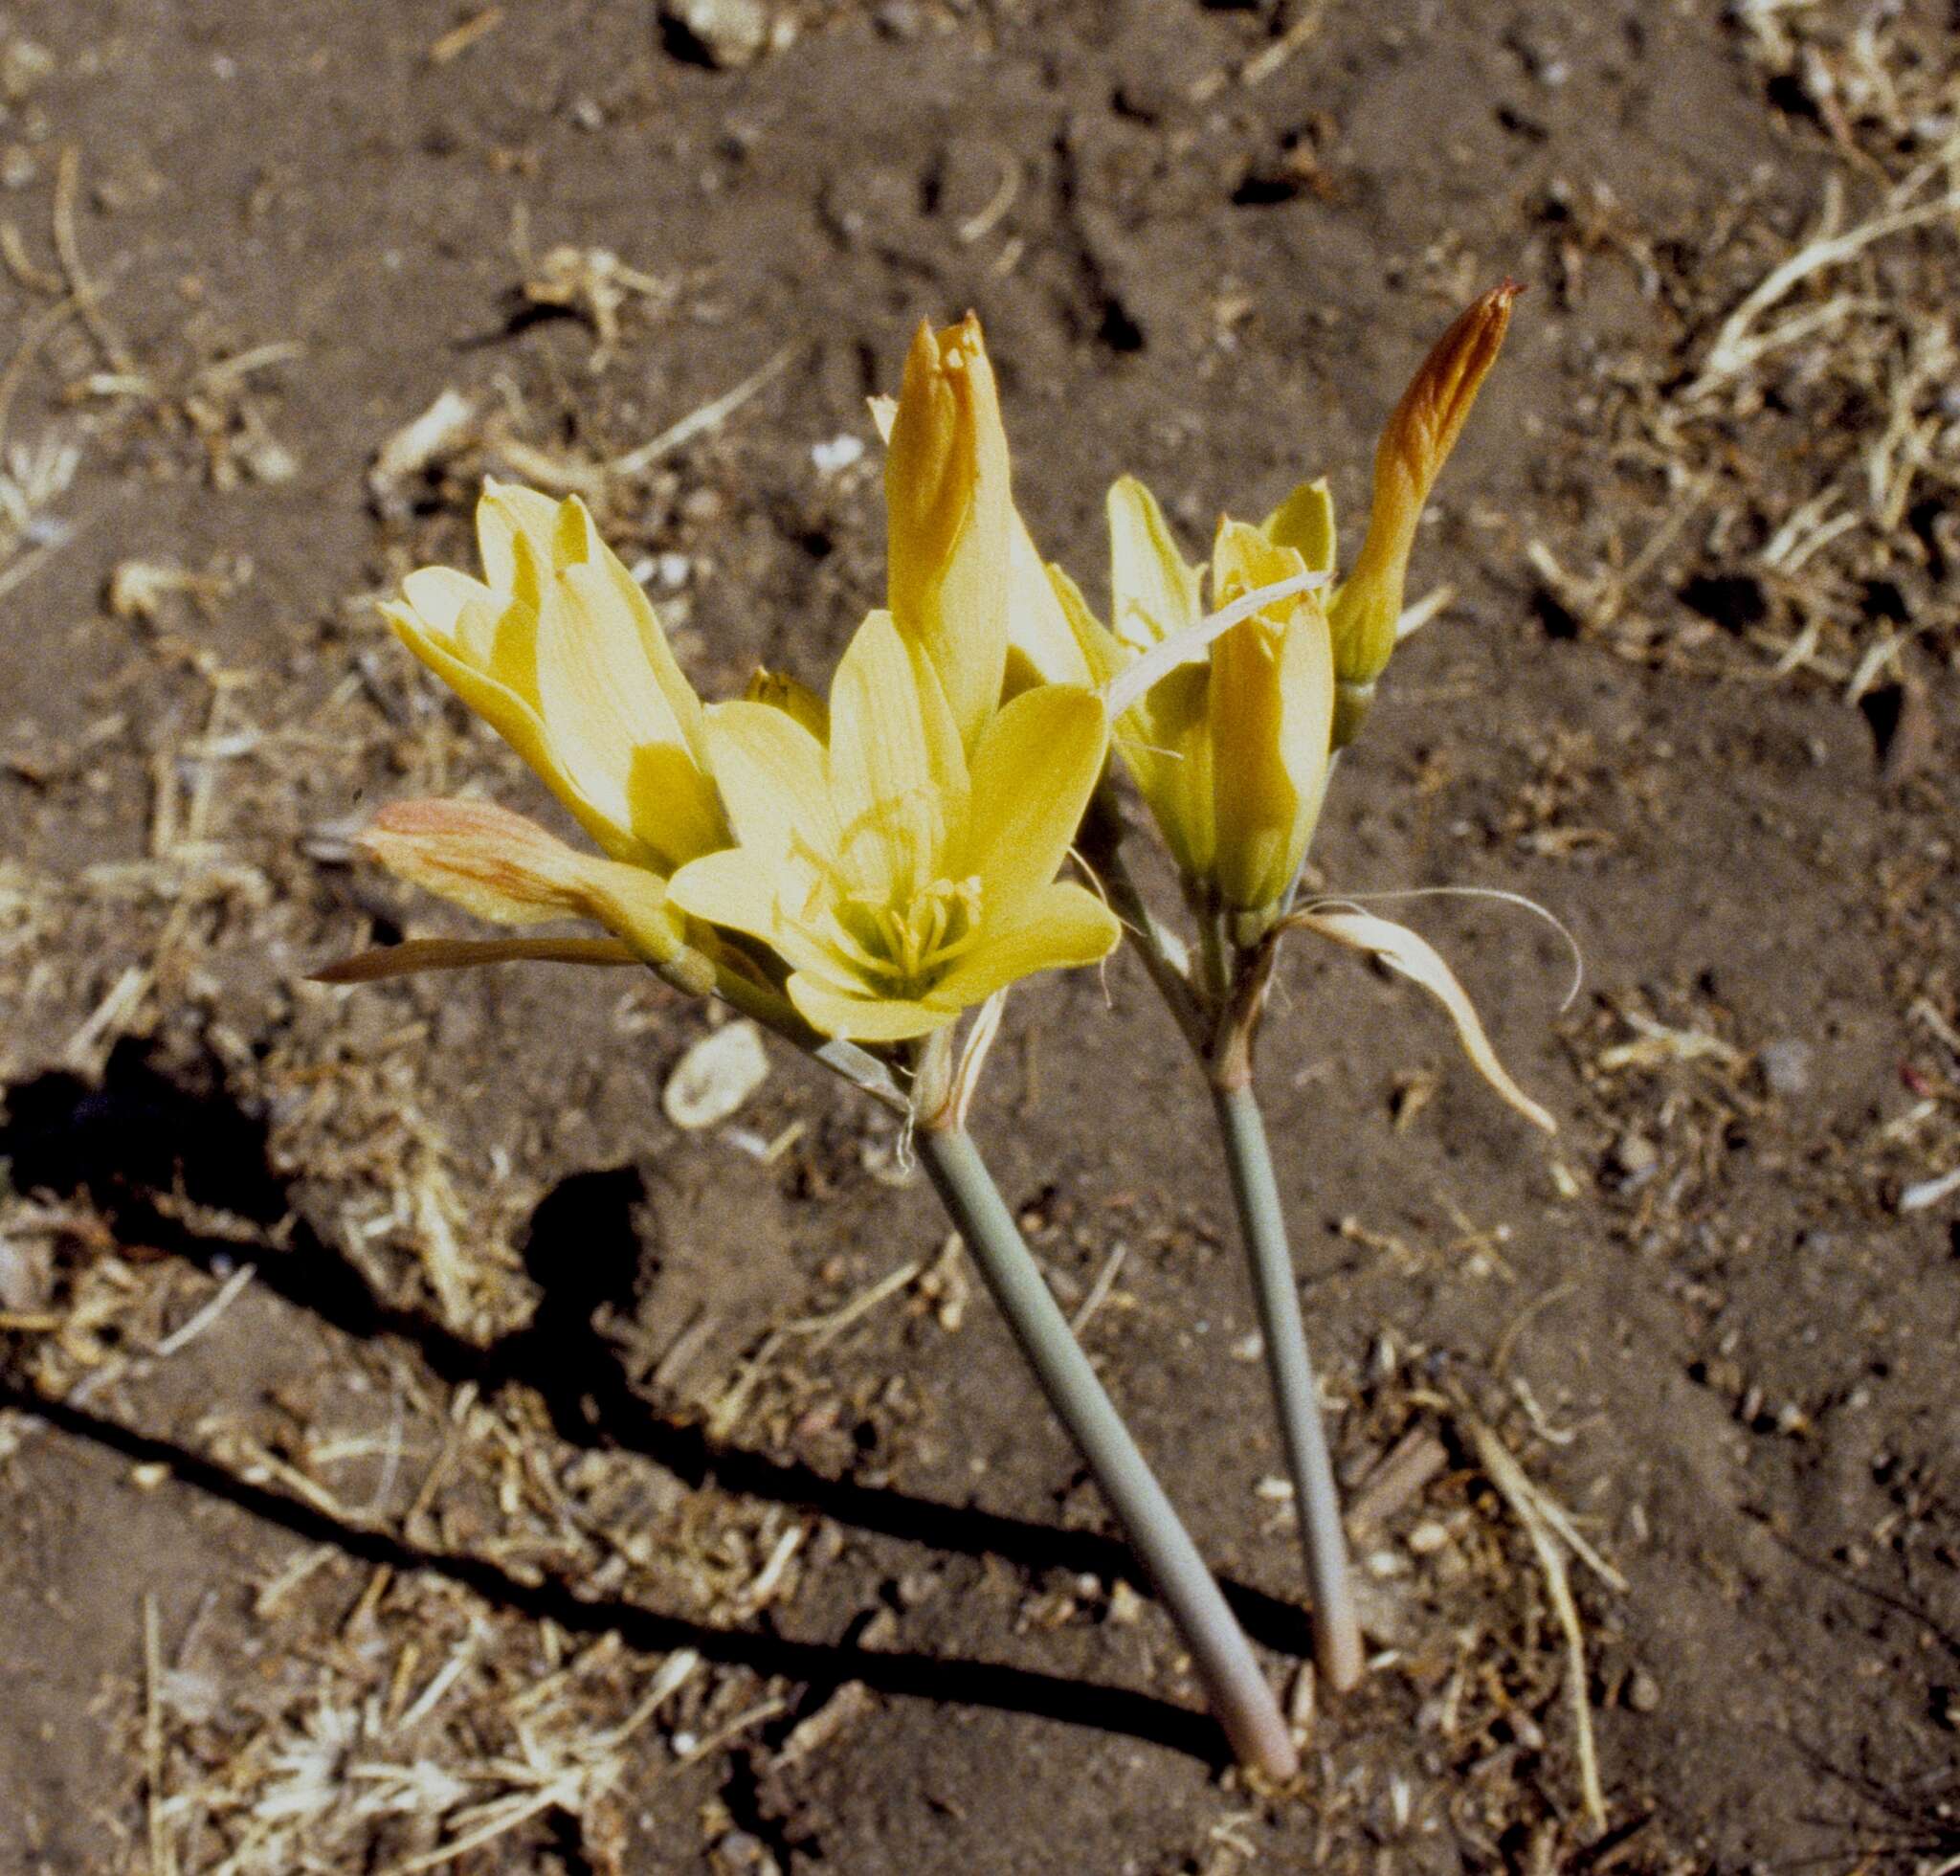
[1454,1401,1615,1835]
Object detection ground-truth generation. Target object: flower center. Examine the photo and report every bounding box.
[848,874,985,990]
[791,870,983,999]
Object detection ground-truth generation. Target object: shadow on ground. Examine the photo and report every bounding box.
[0,1038,1319,1764]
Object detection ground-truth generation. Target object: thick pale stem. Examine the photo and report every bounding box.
[1210,1082,1364,1693]
[915,1123,1299,1779]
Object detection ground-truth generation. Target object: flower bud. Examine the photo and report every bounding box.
[1205,522,1335,912]
[1328,283,1519,743]
[360,798,686,966]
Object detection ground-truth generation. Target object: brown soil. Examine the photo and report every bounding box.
[3,1,1957,1871]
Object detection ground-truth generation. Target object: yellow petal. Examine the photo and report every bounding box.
[786,972,956,1042]
[746,666,831,743]
[1206,523,1333,910]
[1046,564,1126,688]
[701,699,838,863]
[883,316,1012,748]
[398,564,489,642]
[666,848,849,995]
[477,480,574,598]
[534,562,722,871]
[383,597,634,861]
[827,610,967,900]
[1128,660,1215,883]
[1260,478,1337,575]
[394,568,543,701]
[664,845,778,945]
[312,935,638,983]
[1004,515,1093,691]
[928,882,1120,1006]
[1329,282,1519,697]
[1293,906,1555,1132]
[957,683,1107,924]
[1107,475,1201,650]
[577,524,710,758]
[361,798,685,964]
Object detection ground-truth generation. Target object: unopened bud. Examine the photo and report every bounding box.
[1327,282,1520,737]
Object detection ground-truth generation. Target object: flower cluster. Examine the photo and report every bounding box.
[323,288,1545,1776]
[345,290,1521,1047]
[345,317,1119,1046]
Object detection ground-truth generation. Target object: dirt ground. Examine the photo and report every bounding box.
[2,0,1957,1869]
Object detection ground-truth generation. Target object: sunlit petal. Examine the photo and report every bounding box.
[1107,475,1202,650]
[1004,515,1092,691]
[884,316,1012,748]
[958,684,1107,923]
[786,972,956,1042]
[383,599,636,862]
[701,700,838,862]
[929,883,1120,1006]
[1259,478,1337,575]
[535,564,722,871]
[478,480,569,598]
[828,610,966,899]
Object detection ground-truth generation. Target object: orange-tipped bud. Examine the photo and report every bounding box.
[1328,282,1520,740]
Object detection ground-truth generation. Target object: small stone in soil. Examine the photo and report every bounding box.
[1759,1038,1813,1096]
[661,0,772,68]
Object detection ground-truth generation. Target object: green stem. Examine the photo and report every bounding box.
[1210,1082,1364,1692]
[915,1123,1299,1779]
[1081,787,1208,1055]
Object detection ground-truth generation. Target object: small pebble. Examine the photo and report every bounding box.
[1626,1667,1661,1713]
[663,1020,770,1130]
[1612,1129,1657,1172]
[811,433,865,476]
[661,0,772,69]
[1405,1518,1450,1556]
[2,38,55,101]
[1759,1038,1813,1097]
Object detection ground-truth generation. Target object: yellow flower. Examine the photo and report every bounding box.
[382,480,726,874]
[1054,476,1335,915]
[883,315,1013,751]
[1322,282,1518,741]
[666,608,1119,1042]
